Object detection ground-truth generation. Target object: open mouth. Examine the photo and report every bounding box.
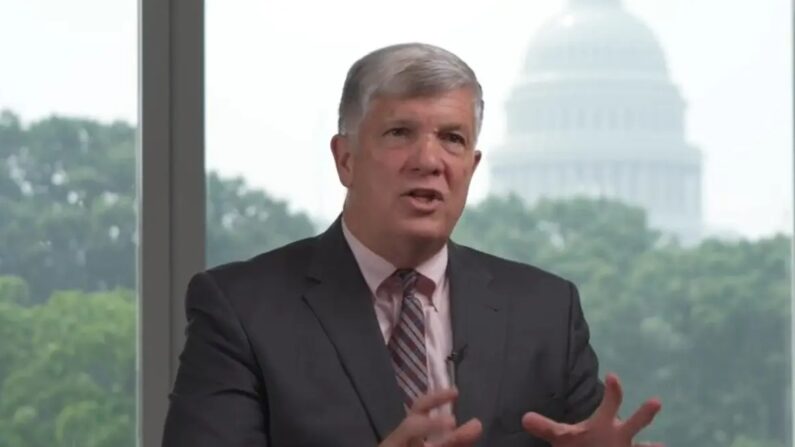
[404,188,443,203]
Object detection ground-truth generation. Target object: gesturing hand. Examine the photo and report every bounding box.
[379,388,482,447]
[522,374,662,447]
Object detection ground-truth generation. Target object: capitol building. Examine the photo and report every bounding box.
[490,0,703,243]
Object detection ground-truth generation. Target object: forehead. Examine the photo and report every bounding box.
[366,88,476,127]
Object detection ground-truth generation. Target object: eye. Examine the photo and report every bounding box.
[384,127,411,138]
[441,132,466,146]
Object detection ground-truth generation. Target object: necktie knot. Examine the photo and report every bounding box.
[394,269,419,294]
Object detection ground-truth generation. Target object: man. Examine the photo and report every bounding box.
[162,43,661,447]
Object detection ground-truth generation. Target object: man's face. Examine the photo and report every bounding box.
[332,87,482,247]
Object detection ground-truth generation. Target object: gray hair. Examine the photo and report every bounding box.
[337,42,484,138]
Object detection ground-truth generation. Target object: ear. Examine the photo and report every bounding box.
[472,149,482,172]
[331,134,355,188]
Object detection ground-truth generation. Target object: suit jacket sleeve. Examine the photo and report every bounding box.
[563,281,604,423]
[162,272,269,446]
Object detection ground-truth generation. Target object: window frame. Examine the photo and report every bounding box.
[139,0,205,444]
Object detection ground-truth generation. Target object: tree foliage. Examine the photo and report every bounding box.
[0,287,135,447]
[0,111,136,302]
[206,172,315,268]
[0,110,316,303]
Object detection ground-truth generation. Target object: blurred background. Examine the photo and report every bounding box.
[0,0,792,445]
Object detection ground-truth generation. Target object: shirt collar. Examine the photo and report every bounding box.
[341,218,448,302]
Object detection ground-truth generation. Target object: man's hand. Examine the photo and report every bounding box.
[379,388,482,447]
[522,374,662,447]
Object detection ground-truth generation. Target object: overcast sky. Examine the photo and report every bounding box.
[1,0,792,238]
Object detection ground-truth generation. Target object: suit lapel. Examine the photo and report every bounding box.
[448,242,507,431]
[302,218,405,441]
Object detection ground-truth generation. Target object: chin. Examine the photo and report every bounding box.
[395,217,450,242]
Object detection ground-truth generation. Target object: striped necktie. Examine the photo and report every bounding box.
[387,269,429,408]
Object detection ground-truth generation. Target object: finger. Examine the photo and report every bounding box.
[621,398,662,439]
[430,418,483,447]
[411,388,459,415]
[521,412,571,441]
[383,413,456,447]
[592,373,623,424]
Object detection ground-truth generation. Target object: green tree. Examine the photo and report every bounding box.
[0,285,135,447]
[0,110,317,302]
[206,172,316,268]
[0,111,137,302]
[613,237,791,447]
[0,277,31,402]
[0,275,31,307]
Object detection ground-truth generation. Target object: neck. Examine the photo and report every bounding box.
[342,213,445,268]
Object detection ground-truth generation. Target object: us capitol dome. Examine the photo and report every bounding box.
[490,0,702,243]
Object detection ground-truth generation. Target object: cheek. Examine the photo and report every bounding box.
[369,156,407,187]
[358,163,398,200]
[447,166,474,193]
[449,172,476,209]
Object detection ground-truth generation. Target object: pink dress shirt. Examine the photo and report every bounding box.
[341,220,454,406]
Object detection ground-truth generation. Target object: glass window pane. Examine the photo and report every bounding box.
[0,1,138,445]
[206,1,793,446]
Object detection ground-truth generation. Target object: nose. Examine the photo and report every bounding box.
[409,133,444,176]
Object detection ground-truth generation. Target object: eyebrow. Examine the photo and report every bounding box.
[383,119,419,128]
[437,124,469,134]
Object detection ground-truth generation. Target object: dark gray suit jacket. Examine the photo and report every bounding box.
[162,219,603,446]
